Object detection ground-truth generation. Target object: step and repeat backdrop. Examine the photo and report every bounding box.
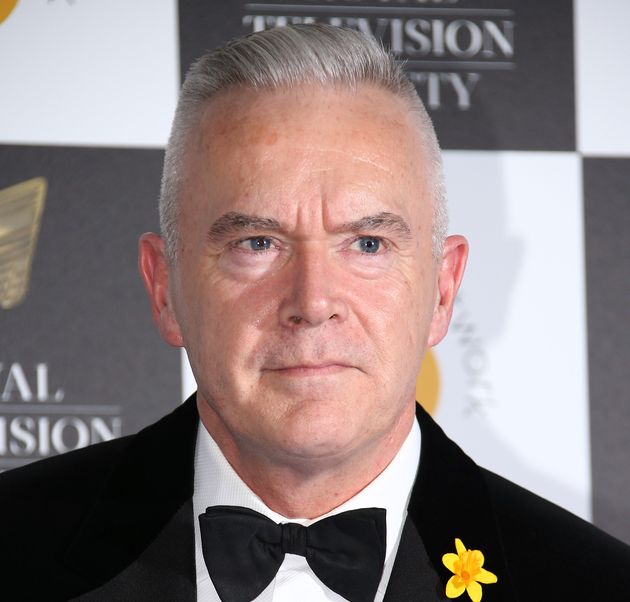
[1,0,628,544]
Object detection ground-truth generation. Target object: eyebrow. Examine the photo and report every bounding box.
[207,212,282,242]
[206,210,412,242]
[335,212,412,239]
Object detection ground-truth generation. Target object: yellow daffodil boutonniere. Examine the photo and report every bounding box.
[442,538,498,602]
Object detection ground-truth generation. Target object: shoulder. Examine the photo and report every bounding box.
[0,435,135,558]
[0,396,197,507]
[415,405,630,598]
[480,468,630,594]
[0,433,133,503]
[0,436,136,600]
[0,396,196,523]
[0,398,197,599]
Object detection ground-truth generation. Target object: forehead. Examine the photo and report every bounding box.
[183,83,431,224]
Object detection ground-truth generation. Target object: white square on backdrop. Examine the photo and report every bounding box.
[575,0,630,156]
[435,150,590,520]
[0,0,179,147]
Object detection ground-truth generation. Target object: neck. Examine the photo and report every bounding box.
[197,398,415,519]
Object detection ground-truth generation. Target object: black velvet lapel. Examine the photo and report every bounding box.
[63,395,199,599]
[70,500,196,601]
[383,517,444,601]
[402,404,518,601]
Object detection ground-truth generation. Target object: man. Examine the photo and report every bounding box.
[1,24,629,602]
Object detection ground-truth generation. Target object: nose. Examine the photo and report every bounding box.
[279,244,348,328]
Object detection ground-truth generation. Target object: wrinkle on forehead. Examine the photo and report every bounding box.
[183,83,431,236]
[282,144,397,175]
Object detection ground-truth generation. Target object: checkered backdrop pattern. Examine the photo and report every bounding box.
[0,0,628,545]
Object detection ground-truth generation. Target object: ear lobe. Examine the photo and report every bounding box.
[138,233,184,347]
[427,235,468,348]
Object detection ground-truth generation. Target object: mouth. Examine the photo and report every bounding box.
[265,363,355,377]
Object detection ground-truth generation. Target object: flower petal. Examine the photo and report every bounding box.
[455,538,466,555]
[476,568,498,584]
[466,580,483,602]
[443,552,460,572]
[472,549,485,567]
[446,575,466,598]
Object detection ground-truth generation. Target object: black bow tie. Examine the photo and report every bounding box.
[199,505,386,602]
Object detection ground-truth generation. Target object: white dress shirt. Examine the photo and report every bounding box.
[193,418,421,602]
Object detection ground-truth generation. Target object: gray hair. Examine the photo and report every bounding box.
[159,24,447,263]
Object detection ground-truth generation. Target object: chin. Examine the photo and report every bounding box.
[274,433,360,464]
[268,401,372,462]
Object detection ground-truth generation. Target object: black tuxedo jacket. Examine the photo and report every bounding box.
[1,395,629,601]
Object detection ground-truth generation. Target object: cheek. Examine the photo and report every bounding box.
[192,275,281,366]
[353,266,433,357]
[361,268,422,320]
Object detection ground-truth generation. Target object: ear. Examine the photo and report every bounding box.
[138,233,184,347]
[427,235,468,347]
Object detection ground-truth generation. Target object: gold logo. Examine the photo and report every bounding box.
[416,349,440,415]
[0,177,47,309]
[0,0,18,25]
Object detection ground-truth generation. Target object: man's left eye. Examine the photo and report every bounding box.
[352,236,383,254]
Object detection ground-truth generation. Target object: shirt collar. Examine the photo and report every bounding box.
[193,413,421,565]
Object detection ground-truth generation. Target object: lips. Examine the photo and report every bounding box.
[265,362,355,376]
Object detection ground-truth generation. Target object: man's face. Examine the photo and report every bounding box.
[141,84,466,466]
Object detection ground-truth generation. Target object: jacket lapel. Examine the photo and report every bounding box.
[64,396,199,600]
[70,500,196,601]
[386,404,518,601]
[383,516,444,601]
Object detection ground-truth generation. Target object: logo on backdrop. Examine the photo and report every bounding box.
[242,1,515,110]
[0,178,47,310]
[0,0,17,24]
[0,145,179,472]
[0,178,121,472]
[0,361,122,471]
[415,296,495,418]
[447,296,495,417]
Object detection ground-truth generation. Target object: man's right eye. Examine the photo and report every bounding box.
[236,237,273,251]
